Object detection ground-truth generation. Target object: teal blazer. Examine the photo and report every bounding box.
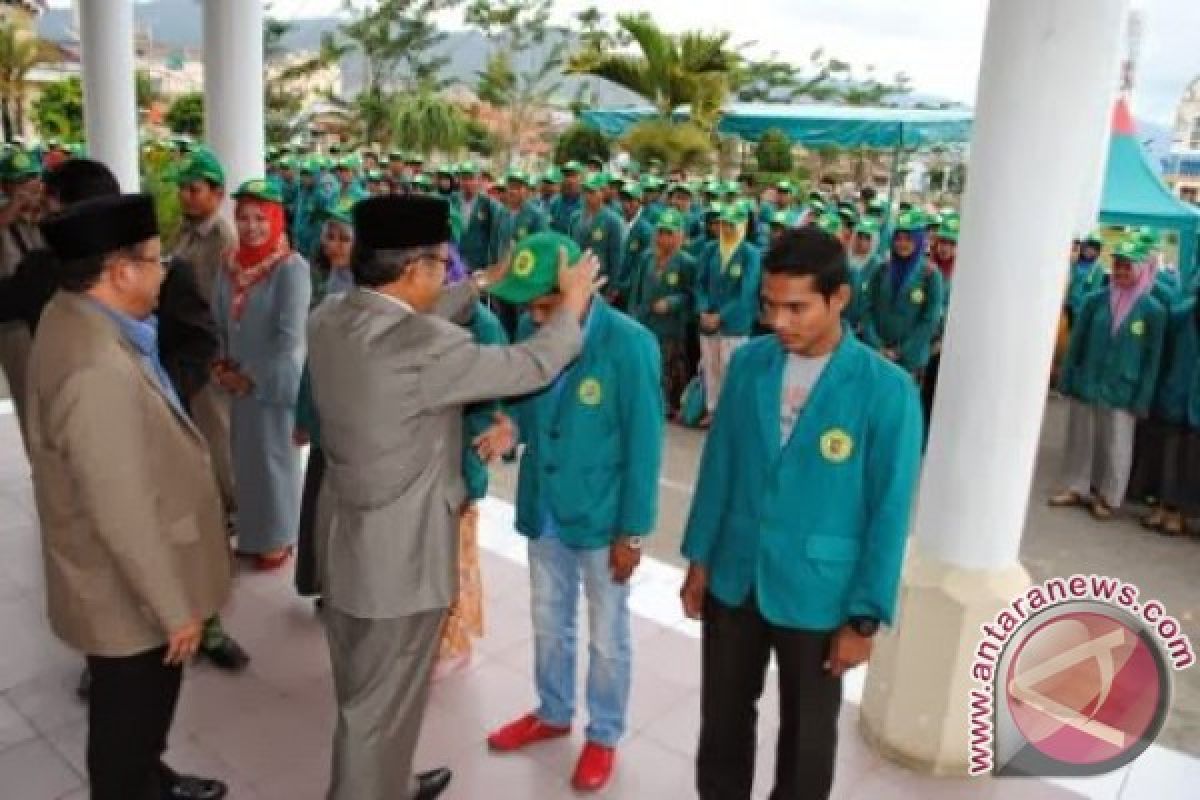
[511,299,664,549]
[1152,300,1200,425]
[681,331,923,629]
[629,250,696,341]
[458,192,501,269]
[491,201,549,264]
[861,260,945,372]
[616,214,656,296]
[843,258,880,331]
[695,240,762,336]
[570,206,627,282]
[548,192,581,235]
[1060,291,1166,415]
[462,302,509,500]
[1066,261,1107,318]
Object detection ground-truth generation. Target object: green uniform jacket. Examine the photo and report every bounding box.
[695,240,762,336]
[548,192,582,235]
[1066,260,1107,318]
[458,192,502,270]
[1152,300,1200,425]
[463,302,510,500]
[861,261,945,372]
[510,299,664,549]
[843,258,880,331]
[681,332,923,629]
[629,249,696,341]
[1060,291,1167,415]
[491,201,549,265]
[570,206,627,282]
[616,213,656,296]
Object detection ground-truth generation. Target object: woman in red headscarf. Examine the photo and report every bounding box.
[212,180,312,570]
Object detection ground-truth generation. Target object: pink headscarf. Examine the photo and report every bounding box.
[1109,257,1156,333]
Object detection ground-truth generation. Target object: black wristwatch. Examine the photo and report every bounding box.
[847,616,880,637]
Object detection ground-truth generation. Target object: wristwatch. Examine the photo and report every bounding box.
[848,616,880,637]
[623,536,644,550]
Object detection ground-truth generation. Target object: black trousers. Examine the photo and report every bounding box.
[697,595,842,800]
[87,645,183,800]
[295,444,326,597]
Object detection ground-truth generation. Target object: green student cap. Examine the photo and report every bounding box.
[656,209,686,232]
[486,232,582,305]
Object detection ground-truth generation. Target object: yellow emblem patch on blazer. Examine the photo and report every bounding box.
[666,272,679,286]
[512,249,536,277]
[820,429,854,463]
[578,377,603,406]
[592,229,605,242]
[729,263,742,278]
[517,227,528,238]
[1130,319,1146,337]
[910,288,925,305]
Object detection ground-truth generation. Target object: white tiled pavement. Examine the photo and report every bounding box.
[0,401,1195,799]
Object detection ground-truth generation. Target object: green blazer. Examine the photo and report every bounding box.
[616,213,656,296]
[861,260,945,372]
[491,201,549,264]
[458,192,501,269]
[1060,291,1166,415]
[570,206,627,282]
[548,192,582,235]
[462,302,509,500]
[843,258,879,331]
[511,299,664,549]
[695,240,762,336]
[681,331,923,629]
[629,249,696,341]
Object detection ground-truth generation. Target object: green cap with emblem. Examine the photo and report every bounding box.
[412,173,433,190]
[1135,226,1161,249]
[486,231,581,305]
[719,204,748,225]
[0,149,39,181]
[504,168,534,188]
[319,196,357,227]
[936,215,961,242]
[1111,237,1146,263]
[232,178,283,205]
[770,210,794,227]
[656,208,686,232]
[893,208,927,232]
[541,166,563,184]
[457,160,481,177]
[435,163,456,176]
[667,182,693,196]
[776,179,795,193]
[814,213,843,236]
[583,172,608,192]
[562,160,584,174]
[618,182,643,201]
[704,201,725,217]
[173,148,225,186]
[854,218,881,237]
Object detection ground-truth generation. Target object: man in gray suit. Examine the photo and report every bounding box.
[306,194,599,800]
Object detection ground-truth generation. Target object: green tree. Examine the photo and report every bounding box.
[465,117,498,156]
[553,123,610,165]
[0,21,55,141]
[466,0,565,166]
[166,91,205,136]
[390,89,467,156]
[756,127,793,173]
[566,13,740,133]
[735,49,910,107]
[622,119,713,171]
[31,75,83,141]
[263,14,343,144]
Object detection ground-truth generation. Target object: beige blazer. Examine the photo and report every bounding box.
[307,285,581,619]
[25,292,232,657]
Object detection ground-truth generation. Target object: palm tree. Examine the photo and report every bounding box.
[566,13,740,133]
[0,21,55,142]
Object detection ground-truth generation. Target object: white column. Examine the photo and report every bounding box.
[203,0,265,194]
[77,0,139,191]
[1072,12,1128,235]
[860,0,1128,775]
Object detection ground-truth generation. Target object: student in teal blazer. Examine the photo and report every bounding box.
[861,210,945,374]
[1052,238,1167,518]
[569,173,627,284]
[489,169,549,263]
[455,162,501,269]
[612,184,655,307]
[680,226,923,800]
[482,233,664,792]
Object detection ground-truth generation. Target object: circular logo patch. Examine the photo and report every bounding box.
[1130,320,1145,337]
[578,377,603,406]
[592,229,605,242]
[631,241,640,250]
[666,272,679,286]
[820,429,854,463]
[911,288,925,305]
[511,250,536,278]
[730,263,742,278]
[478,210,487,220]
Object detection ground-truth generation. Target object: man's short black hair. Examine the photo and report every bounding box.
[764,226,848,300]
[44,159,119,207]
[860,186,877,203]
[351,244,442,288]
[738,173,755,187]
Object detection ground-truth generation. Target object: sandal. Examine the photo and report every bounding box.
[254,547,293,572]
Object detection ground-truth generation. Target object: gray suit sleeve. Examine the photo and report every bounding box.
[418,310,582,410]
[433,281,478,323]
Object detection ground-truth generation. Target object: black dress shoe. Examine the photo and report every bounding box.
[163,774,227,800]
[199,635,250,672]
[414,767,452,800]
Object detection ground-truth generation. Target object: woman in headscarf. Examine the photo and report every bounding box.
[842,218,881,332]
[1051,238,1167,520]
[861,209,945,376]
[293,202,354,600]
[213,180,312,570]
[694,202,762,427]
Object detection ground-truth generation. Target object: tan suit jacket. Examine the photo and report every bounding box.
[307,285,581,619]
[25,292,232,657]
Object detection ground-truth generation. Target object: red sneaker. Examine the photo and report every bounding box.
[486,713,570,752]
[571,742,616,792]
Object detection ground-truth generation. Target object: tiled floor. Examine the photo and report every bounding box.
[0,405,1195,799]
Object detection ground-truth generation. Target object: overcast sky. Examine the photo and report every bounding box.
[52,0,1200,129]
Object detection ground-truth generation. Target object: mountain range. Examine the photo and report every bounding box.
[37,0,1175,165]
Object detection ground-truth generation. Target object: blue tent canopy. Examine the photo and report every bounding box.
[580,102,974,148]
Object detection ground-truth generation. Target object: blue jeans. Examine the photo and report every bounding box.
[528,534,632,747]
